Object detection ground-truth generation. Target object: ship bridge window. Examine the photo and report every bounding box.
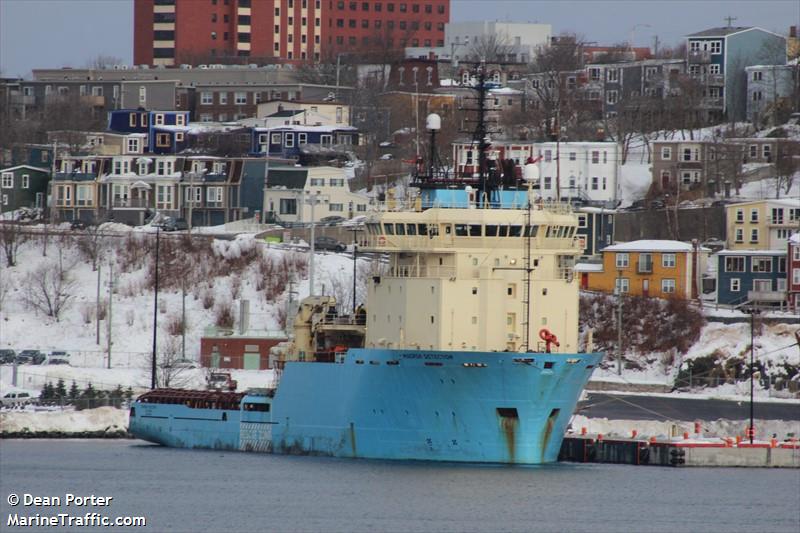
[498,225,508,237]
[485,225,498,236]
[243,402,270,412]
[418,223,428,235]
[384,223,394,235]
[509,225,522,237]
[524,225,539,237]
[545,226,552,237]
[455,224,468,236]
[395,223,405,235]
[469,224,482,236]
[406,224,417,235]
[444,224,452,235]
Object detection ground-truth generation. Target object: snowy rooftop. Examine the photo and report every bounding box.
[727,198,800,208]
[716,249,786,256]
[604,240,708,253]
[575,263,604,272]
[253,124,357,133]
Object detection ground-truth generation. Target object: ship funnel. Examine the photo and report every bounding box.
[426,113,441,131]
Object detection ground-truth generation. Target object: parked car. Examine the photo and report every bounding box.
[47,351,71,365]
[0,350,16,364]
[161,218,189,232]
[649,200,665,210]
[70,219,87,230]
[314,236,346,253]
[207,372,237,392]
[1,391,32,407]
[16,350,43,365]
[319,216,346,226]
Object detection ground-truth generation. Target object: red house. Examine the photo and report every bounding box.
[789,233,800,311]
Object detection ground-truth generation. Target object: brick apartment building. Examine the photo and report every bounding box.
[134,0,450,66]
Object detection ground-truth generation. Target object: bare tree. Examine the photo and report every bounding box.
[76,225,106,271]
[775,139,800,197]
[22,253,77,321]
[144,336,193,389]
[86,55,123,69]
[466,35,514,63]
[0,223,25,267]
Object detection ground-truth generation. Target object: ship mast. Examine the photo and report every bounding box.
[523,183,533,351]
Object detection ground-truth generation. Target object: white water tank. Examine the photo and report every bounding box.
[426,113,441,131]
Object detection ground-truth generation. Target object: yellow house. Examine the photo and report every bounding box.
[584,240,709,299]
[726,199,800,250]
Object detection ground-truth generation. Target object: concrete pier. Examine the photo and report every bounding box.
[559,436,800,468]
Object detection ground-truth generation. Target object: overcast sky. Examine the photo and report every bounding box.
[1,0,797,77]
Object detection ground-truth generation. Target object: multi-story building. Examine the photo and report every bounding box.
[576,207,615,258]
[686,26,786,122]
[2,79,123,121]
[452,141,620,206]
[725,199,800,250]
[584,240,709,299]
[441,22,551,64]
[251,124,358,159]
[716,250,788,308]
[651,139,747,196]
[262,165,370,224]
[745,64,797,125]
[788,233,800,310]
[133,0,450,66]
[256,100,351,126]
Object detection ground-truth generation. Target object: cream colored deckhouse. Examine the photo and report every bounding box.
[360,202,581,354]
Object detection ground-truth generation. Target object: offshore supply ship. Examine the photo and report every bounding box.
[129,67,603,464]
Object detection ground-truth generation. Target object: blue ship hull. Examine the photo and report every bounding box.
[130,348,602,464]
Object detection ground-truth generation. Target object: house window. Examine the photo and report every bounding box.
[76,185,93,206]
[661,147,672,160]
[606,90,618,104]
[156,185,173,210]
[662,253,676,268]
[709,41,721,54]
[156,134,171,147]
[771,208,784,225]
[591,151,600,164]
[156,160,174,175]
[735,228,744,243]
[329,203,343,212]
[235,92,247,105]
[615,252,629,268]
[750,228,759,243]
[21,174,30,189]
[753,279,772,292]
[201,92,213,105]
[206,187,223,204]
[607,68,619,82]
[271,133,281,144]
[218,92,228,104]
[127,138,140,153]
[730,278,741,292]
[1,173,12,188]
[724,256,744,272]
[543,177,551,190]
[320,134,332,145]
[752,257,772,273]
[615,278,629,294]
[298,133,307,145]
[284,133,294,148]
[763,145,772,160]
[577,214,587,228]
[661,279,676,294]
[591,177,599,190]
[750,208,758,223]
[279,198,297,215]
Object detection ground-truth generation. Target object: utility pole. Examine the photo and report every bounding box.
[96,263,101,345]
[181,280,186,360]
[555,103,561,202]
[308,191,319,297]
[351,228,360,314]
[44,141,56,257]
[748,307,760,443]
[617,269,623,376]
[151,228,160,389]
[106,260,113,369]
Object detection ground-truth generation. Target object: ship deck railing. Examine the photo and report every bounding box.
[372,198,574,215]
[358,234,581,251]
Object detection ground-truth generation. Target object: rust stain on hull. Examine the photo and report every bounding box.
[500,417,517,463]
[540,409,560,462]
[349,422,358,458]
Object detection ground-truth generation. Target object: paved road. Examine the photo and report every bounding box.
[578,392,800,421]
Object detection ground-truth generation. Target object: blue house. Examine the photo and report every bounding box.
[576,207,615,258]
[716,250,787,307]
[108,109,191,154]
[251,125,359,159]
[686,27,786,122]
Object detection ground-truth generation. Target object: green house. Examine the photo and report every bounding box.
[0,165,50,214]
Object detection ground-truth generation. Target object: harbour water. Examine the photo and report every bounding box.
[1,440,798,532]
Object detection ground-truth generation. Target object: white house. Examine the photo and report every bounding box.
[263,165,370,224]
